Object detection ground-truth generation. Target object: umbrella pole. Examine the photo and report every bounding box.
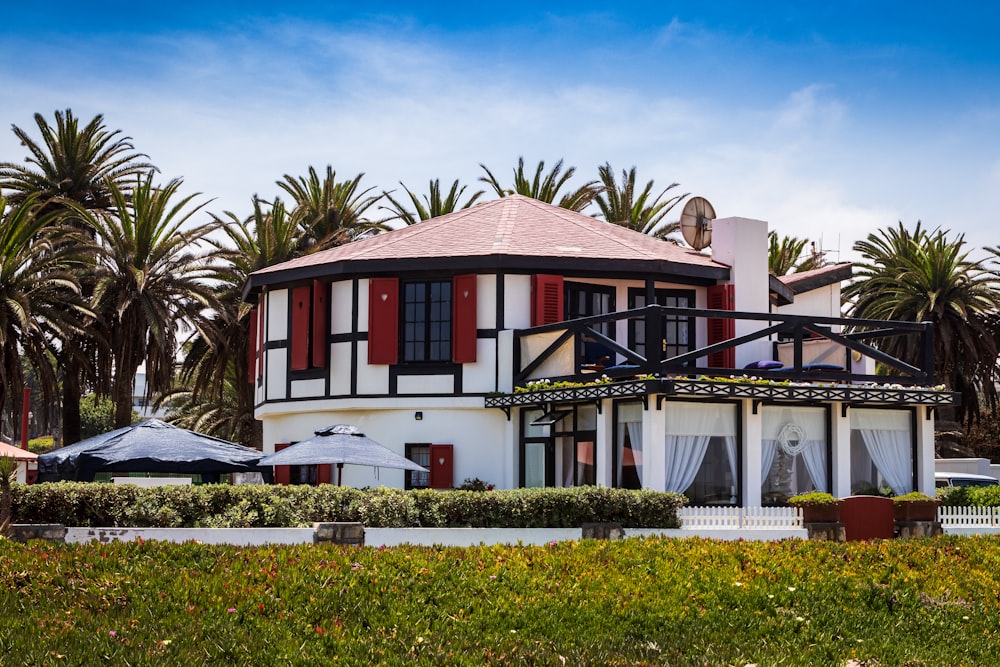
[336,462,343,486]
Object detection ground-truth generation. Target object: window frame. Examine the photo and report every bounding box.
[401,279,453,363]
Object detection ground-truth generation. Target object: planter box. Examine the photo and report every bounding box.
[894,500,940,522]
[799,504,842,523]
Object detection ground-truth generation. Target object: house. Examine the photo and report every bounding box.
[243,194,954,504]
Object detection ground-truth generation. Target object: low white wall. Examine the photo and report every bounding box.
[65,527,313,546]
[64,526,806,547]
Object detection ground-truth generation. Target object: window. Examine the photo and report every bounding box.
[520,404,597,488]
[850,408,915,495]
[402,280,452,362]
[565,282,615,335]
[614,401,644,489]
[628,288,695,364]
[761,405,829,504]
[288,465,318,486]
[405,444,431,489]
[663,401,738,505]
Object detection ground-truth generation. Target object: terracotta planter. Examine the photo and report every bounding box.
[893,500,940,522]
[799,503,842,523]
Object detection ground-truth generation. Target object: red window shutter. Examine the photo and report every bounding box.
[247,307,258,384]
[452,274,477,363]
[531,274,564,326]
[311,280,328,368]
[290,285,311,371]
[257,305,265,375]
[368,278,399,364]
[429,444,454,489]
[273,442,291,486]
[316,463,332,485]
[706,284,735,368]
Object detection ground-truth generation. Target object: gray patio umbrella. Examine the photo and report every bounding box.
[36,419,270,482]
[257,424,427,485]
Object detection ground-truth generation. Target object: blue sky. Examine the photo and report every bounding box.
[3,2,1000,261]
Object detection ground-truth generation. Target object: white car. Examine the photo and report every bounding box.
[935,472,1000,488]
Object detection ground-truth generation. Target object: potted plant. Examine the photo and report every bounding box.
[892,491,940,521]
[788,491,842,523]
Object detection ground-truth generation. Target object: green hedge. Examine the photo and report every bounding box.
[10,483,684,528]
[939,484,1000,507]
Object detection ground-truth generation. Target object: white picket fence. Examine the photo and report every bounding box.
[938,506,1000,527]
[678,506,803,530]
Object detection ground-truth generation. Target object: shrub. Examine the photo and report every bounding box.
[787,492,840,507]
[10,483,684,528]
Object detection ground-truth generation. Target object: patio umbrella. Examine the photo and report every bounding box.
[36,419,269,482]
[0,441,38,462]
[257,424,427,485]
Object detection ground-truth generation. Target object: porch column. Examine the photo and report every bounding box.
[742,399,762,507]
[645,400,666,491]
[917,407,935,495]
[596,399,613,487]
[831,403,852,497]
[504,408,519,489]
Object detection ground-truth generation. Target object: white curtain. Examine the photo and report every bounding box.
[617,403,644,487]
[761,439,778,483]
[664,435,711,493]
[663,402,735,494]
[853,409,913,495]
[725,435,738,486]
[801,440,828,492]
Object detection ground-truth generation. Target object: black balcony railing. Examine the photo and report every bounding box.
[513,305,934,387]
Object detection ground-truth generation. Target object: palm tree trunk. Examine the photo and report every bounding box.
[61,359,82,445]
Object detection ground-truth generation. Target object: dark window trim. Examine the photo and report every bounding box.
[400,279,453,363]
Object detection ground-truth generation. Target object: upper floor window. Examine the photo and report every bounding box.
[628,288,695,363]
[403,280,452,362]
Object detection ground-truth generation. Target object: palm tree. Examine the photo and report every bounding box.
[381,178,485,225]
[479,157,600,212]
[86,174,216,428]
[0,195,90,439]
[844,222,1000,424]
[178,196,303,447]
[768,232,828,275]
[0,109,154,444]
[277,166,386,251]
[594,163,687,239]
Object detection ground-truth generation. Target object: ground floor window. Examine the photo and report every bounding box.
[850,408,915,495]
[664,401,738,505]
[614,401,644,489]
[405,444,431,489]
[289,465,318,485]
[761,405,830,504]
[520,404,597,487]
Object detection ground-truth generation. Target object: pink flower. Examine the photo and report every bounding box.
[227,608,236,613]
[109,631,116,637]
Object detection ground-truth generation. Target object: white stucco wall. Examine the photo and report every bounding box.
[260,402,509,489]
[711,217,771,366]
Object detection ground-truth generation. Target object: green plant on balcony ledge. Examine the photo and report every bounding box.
[514,375,656,394]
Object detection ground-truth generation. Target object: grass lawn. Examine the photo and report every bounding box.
[2,535,999,665]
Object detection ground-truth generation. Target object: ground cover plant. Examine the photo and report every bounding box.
[2,535,1000,665]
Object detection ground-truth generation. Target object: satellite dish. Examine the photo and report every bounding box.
[680,196,716,250]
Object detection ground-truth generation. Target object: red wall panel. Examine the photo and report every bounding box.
[273,442,291,486]
[531,274,564,326]
[290,285,311,371]
[706,283,735,368]
[368,278,399,364]
[247,307,258,384]
[311,279,328,368]
[452,274,477,363]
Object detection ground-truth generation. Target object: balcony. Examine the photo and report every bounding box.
[484,305,957,411]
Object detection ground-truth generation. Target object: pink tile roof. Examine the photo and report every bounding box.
[251,195,726,283]
[778,262,853,294]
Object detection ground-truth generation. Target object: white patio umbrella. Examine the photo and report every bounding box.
[257,424,428,485]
